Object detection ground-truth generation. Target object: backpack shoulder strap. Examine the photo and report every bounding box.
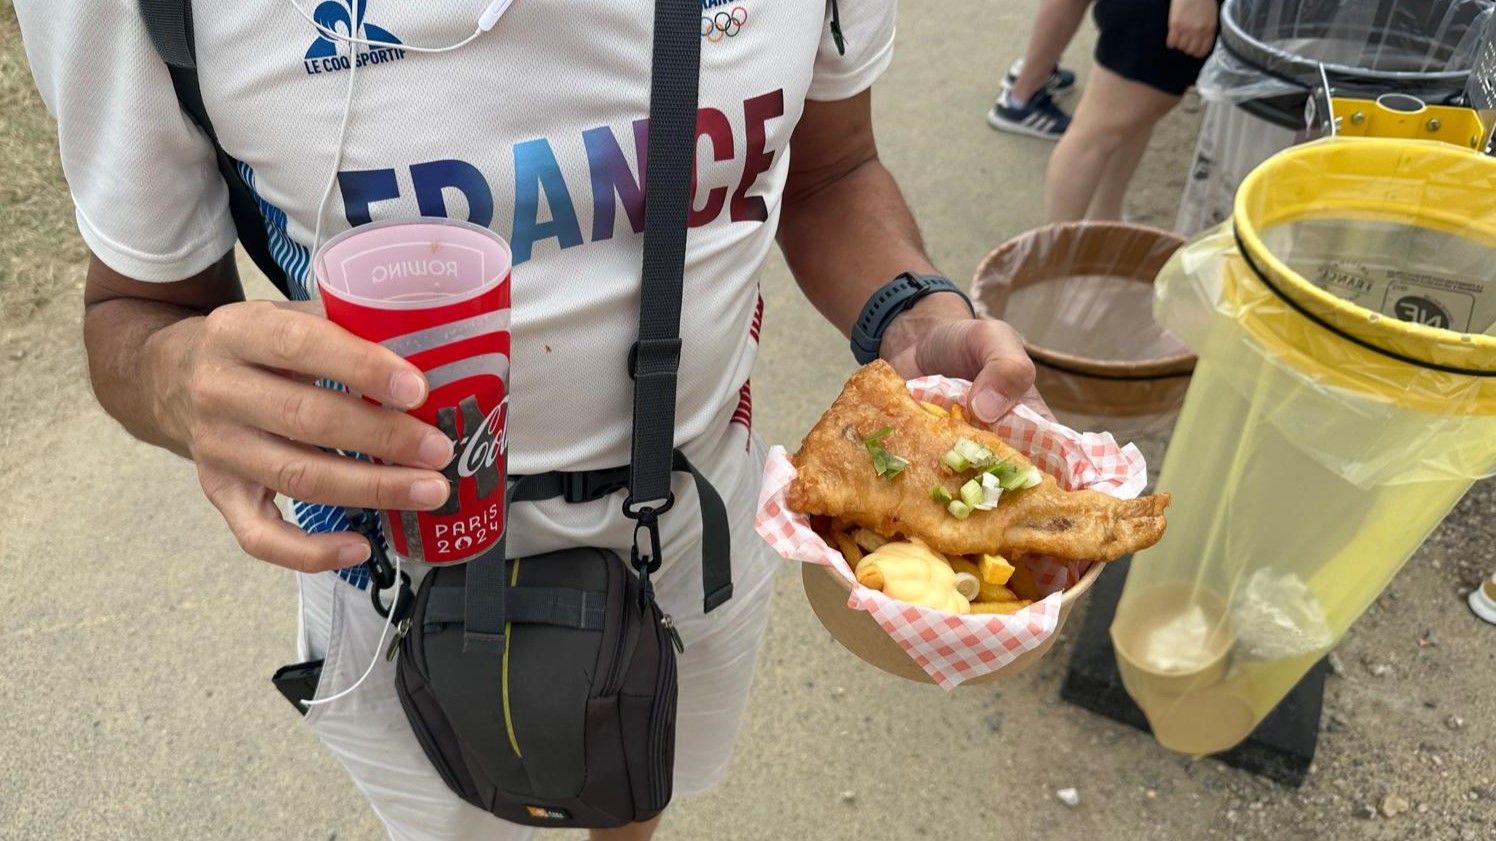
[140,0,197,68]
[137,0,296,298]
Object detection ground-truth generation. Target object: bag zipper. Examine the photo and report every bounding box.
[501,558,523,757]
[600,557,632,696]
[661,613,684,655]
[647,607,679,810]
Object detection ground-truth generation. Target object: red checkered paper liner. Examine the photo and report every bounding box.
[755,375,1150,689]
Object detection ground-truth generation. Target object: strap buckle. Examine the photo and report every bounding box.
[562,467,632,504]
[627,338,683,380]
[346,508,416,623]
[625,499,672,576]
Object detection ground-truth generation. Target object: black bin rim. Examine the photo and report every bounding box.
[1219,0,1480,99]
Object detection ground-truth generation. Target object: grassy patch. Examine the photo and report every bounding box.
[1,2,90,315]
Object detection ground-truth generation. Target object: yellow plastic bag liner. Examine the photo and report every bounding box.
[1113,137,1496,756]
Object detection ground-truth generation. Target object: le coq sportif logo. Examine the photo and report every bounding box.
[303,0,407,75]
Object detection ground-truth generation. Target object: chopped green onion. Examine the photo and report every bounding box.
[959,479,984,508]
[942,450,969,472]
[864,427,909,478]
[871,449,909,478]
[931,485,953,505]
[947,500,973,520]
[1017,465,1044,489]
[954,437,993,466]
[979,459,1032,491]
[974,472,1003,510]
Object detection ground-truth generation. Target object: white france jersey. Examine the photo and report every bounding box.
[17,0,896,479]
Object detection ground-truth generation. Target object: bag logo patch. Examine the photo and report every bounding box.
[525,806,572,820]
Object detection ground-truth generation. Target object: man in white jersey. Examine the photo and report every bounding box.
[15,1,1045,839]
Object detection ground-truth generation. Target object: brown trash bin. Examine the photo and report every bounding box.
[972,222,1195,438]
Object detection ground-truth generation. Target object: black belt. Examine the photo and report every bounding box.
[506,450,734,614]
[510,464,633,505]
[355,450,734,631]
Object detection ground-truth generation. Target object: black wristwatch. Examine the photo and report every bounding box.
[850,272,975,364]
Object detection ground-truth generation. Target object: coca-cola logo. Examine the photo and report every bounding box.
[458,397,507,479]
[433,395,505,514]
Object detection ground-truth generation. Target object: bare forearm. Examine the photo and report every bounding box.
[777,90,1042,421]
[81,252,243,458]
[76,251,454,572]
[777,157,962,336]
[83,297,203,457]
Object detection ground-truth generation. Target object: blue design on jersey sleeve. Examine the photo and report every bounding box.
[234,161,313,300]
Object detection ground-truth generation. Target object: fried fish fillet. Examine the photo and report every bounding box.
[786,360,1169,562]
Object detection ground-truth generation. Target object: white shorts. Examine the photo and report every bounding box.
[294,430,778,841]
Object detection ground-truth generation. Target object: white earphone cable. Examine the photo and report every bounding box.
[300,549,402,709]
[284,0,484,54]
[298,0,504,253]
[290,0,507,710]
[311,18,360,256]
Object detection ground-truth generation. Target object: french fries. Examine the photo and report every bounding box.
[978,554,1015,586]
[978,583,1019,603]
[920,400,968,424]
[808,400,1049,623]
[1006,560,1041,602]
[833,532,863,566]
[948,555,981,580]
[852,528,888,553]
[820,516,1043,616]
[970,599,1033,614]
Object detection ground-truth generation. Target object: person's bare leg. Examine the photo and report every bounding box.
[591,815,664,841]
[1087,128,1153,220]
[1044,66,1181,222]
[1009,0,1091,102]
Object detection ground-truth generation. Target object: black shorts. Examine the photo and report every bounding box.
[1092,0,1218,97]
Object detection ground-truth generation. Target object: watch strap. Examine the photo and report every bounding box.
[850,273,974,364]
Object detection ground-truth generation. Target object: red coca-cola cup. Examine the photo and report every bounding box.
[315,218,511,565]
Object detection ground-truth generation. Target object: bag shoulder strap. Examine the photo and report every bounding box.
[624,0,701,517]
[624,0,734,615]
[464,0,725,654]
[137,0,296,298]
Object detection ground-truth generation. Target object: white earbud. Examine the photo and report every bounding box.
[283,0,514,54]
[289,0,515,257]
[479,0,517,32]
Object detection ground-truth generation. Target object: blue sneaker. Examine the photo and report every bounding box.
[1005,58,1077,97]
[986,88,1071,140]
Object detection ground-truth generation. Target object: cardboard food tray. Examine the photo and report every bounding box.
[756,374,1151,690]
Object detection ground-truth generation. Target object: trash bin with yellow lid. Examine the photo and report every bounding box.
[1112,136,1496,757]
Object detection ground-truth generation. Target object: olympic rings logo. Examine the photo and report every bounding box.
[701,6,749,42]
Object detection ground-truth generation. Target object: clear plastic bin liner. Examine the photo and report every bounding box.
[971,223,1195,439]
[1175,100,1302,235]
[1180,0,1492,237]
[1116,137,1496,757]
[1199,0,1491,105]
[1466,11,1496,148]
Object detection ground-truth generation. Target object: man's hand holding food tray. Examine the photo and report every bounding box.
[756,360,1171,688]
